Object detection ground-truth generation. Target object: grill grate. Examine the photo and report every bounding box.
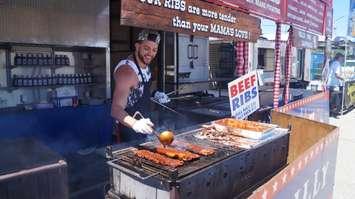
[112,129,245,181]
[107,126,290,199]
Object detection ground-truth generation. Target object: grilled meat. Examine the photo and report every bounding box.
[135,150,184,168]
[185,143,215,156]
[156,146,200,161]
[171,140,215,156]
[197,126,258,149]
[216,118,270,132]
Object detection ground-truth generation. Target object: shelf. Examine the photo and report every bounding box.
[10,64,102,69]
[0,83,100,90]
[10,65,73,69]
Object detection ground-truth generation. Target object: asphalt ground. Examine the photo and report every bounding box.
[330,108,355,199]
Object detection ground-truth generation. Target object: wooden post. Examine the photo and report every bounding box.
[243,41,249,74]
[235,41,244,77]
[284,26,293,104]
[273,22,282,108]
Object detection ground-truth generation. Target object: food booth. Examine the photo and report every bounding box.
[105,0,339,199]
[0,0,339,199]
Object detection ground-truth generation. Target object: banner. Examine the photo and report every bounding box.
[217,0,285,22]
[293,28,318,49]
[228,71,260,119]
[120,0,261,42]
[249,128,338,199]
[286,0,326,35]
[208,0,329,36]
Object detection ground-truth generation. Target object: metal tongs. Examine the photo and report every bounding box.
[133,111,174,146]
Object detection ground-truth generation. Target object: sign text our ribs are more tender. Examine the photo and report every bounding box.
[138,0,251,40]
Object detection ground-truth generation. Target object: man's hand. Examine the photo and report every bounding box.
[154,91,171,104]
[132,118,154,134]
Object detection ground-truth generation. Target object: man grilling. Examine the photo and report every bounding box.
[111,30,167,142]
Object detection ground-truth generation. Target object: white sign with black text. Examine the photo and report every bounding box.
[228,71,260,119]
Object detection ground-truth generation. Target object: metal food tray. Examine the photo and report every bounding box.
[193,132,261,149]
[213,118,278,140]
[193,124,289,150]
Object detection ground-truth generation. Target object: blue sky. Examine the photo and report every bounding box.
[333,0,350,37]
[260,0,350,39]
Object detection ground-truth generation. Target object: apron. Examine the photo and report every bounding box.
[116,55,152,142]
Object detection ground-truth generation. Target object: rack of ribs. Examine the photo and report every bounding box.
[134,150,184,168]
[155,146,200,161]
[186,143,215,156]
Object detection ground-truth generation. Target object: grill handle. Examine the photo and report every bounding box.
[107,160,160,181]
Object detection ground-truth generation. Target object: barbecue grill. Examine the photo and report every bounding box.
[105,125,289,199]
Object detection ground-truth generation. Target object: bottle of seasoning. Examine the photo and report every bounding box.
[39,75,44,86]
[68,74,72,85]
[59,55,63,66]
[38,54,43,66]
[37,75,41,86]
[63,74,68,85]
[27,75,32,87]
[21,54,26,65]
[31,75,35,86]
[48,54,54,66]
[57,74,62,85]
[55,55,60,66]
[27,54,33,65]
[55,74,59,85]
[19,75,24,87]
[75,74,80,85]
[14,53,20,66]
[60,74,64,85]
[67,74,71,85]
[52,74,57,85]
[62,74,65,85]
[23,53,28,65]
[71,74,75,85]
[53,55,56,65]
[67,74,72,85]
[31,75,35,87]
[64,55,70,66]
[61,55,66,66]
[88,73,93,84]
[32,75,38,86]
[48,74,52,85]
[72,74,76,85]
[38,75,42,86]
[23,75,28,87]
[43,54,49,66]
[13,75,18,86]
[83,73,87,84]
[43,75,48,86]
[33,54,38,66]
[78,74,83,84]
[29,75,33,86]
